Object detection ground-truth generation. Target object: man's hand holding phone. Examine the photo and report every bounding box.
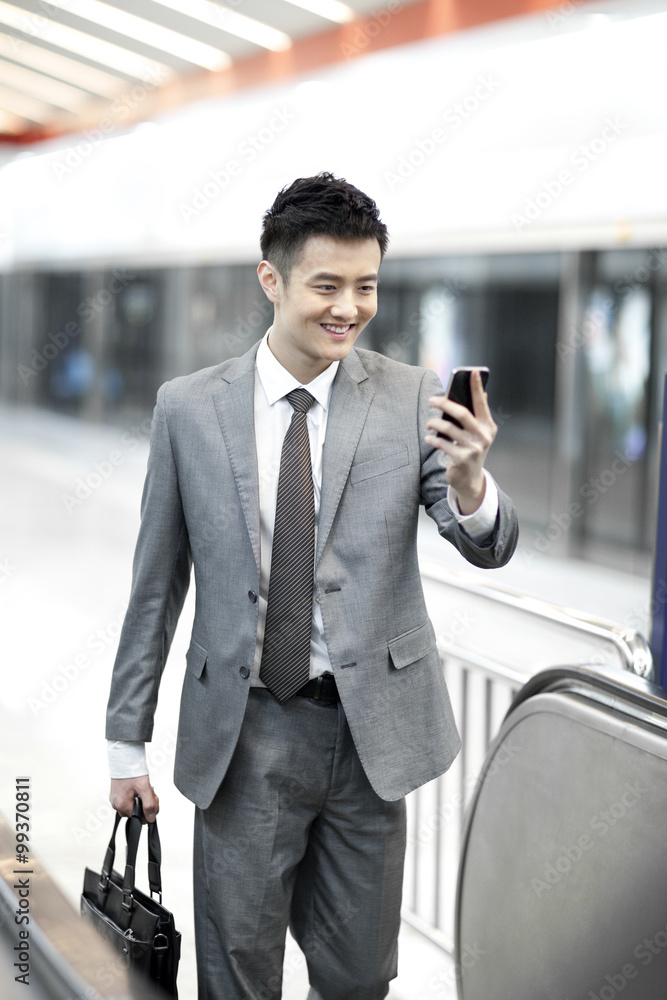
[425,367,497,514]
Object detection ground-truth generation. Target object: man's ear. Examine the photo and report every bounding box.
[257,259,282,303]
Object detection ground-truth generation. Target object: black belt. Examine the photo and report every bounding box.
[296,674,339,702]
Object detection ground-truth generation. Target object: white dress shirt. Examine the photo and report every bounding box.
[108,333,499,778]
[252,329,339,685]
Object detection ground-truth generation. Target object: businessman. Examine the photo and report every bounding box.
[106,172,519,1000]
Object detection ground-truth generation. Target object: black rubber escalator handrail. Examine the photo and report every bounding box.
[505,663,667,723]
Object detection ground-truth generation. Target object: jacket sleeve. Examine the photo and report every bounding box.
[417,367,519,568]
[105,381,192,741]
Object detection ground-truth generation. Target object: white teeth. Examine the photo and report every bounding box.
[323,324,351,333]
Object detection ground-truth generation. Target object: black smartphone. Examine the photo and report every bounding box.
[437,366,490,439]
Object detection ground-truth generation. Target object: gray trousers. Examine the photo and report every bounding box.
[193,688,407,1000]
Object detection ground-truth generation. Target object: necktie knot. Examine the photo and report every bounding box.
[286,388,315,414]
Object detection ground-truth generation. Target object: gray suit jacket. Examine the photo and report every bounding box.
[106,341,519,808]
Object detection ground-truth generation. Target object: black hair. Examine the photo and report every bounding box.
[260,172,389,282]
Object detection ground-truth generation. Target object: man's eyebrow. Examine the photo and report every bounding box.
[310,271,379,282]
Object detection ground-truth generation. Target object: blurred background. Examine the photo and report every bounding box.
[1,0,666,996]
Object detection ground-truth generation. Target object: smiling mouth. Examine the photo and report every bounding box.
[321,323,354,335]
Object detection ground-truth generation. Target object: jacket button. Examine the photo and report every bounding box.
[239,666,250,679]
[248,590,258,603]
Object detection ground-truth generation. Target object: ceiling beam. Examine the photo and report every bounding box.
[0,0,568,143]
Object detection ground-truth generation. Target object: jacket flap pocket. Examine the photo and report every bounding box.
[186,640,208,679]
[388,619,437,670]
[350,446,409,484]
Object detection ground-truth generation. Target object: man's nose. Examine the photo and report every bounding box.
[329,290,357,320]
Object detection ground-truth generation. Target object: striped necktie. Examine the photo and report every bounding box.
[260,388,316,702]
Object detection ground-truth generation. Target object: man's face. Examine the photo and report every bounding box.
[258,234,381,383]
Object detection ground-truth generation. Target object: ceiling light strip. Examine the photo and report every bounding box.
[0,81,58,122]
[0,1,172,80]
[279,0,355,24]
[48,0,231,70]
[0,108,24,133]
[150,0,290,52]
[0,32,126,96]
[0,56,90,111]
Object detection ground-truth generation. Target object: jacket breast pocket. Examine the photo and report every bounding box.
[388,619,438,670]
[350,446,409,485]
[186,639,208,679]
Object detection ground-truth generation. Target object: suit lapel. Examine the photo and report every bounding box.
[317,349,374,565]
[212,343,261,573]
[210,343,373,572]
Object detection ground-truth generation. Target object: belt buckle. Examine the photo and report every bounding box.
[312,676,325,700]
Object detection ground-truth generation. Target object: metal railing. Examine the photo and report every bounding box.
[401,561,653,952]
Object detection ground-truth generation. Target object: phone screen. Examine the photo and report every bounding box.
[437,366,490,439]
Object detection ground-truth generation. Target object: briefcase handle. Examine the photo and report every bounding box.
[99,796,163,908]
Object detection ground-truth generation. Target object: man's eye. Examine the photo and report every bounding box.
[359,285,376,293]
[316,284,335,291]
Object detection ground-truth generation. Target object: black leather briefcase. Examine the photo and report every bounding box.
[81,797,181,997]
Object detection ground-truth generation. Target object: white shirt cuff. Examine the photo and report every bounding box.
[107,739,149,779]
[447,469,499,543]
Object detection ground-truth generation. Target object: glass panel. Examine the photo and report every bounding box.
[579,252,653,552]
[374,253,560,528]
[106,273,162,418]
[40,273,88,415]
[191,264,269,370]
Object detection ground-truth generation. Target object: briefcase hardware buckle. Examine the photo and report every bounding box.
[154,933,169,952]
[121,891,134,913]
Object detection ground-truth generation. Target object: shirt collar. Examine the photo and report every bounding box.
[256,330,339,412]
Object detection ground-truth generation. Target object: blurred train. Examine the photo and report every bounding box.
[1,0,667,572]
